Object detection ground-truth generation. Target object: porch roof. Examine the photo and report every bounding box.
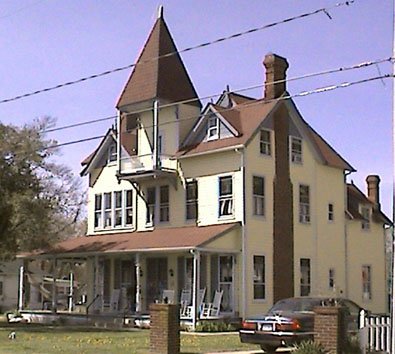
[20,223,240,258]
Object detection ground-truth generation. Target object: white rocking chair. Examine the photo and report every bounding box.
[180,289,192,317]
[200,290,223,319]
[184,288,206,319]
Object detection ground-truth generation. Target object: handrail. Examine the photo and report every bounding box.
[86,294,101,316]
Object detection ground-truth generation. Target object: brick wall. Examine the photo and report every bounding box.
[314,306,346,354]
[149,303,180,354]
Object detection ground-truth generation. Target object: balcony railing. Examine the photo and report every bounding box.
[119,153,177,175]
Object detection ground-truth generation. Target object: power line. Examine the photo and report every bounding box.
[51,73,393,149]
[43,56,393,134]
[0,0,356,105]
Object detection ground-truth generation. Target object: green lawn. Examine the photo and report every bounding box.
[0,325,260,354]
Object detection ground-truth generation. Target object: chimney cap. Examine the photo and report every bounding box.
[366,175,380,183]
[263,53,289,69]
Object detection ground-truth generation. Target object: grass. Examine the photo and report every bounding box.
[0,325,260,354]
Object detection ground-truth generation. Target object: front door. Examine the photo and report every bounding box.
[120,260,136,311]
[146,257,167,307]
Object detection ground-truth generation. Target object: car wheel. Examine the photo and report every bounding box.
[260,345,278,353]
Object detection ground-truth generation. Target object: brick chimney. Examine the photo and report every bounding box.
[366,175,380,210]
[263,53,289,99]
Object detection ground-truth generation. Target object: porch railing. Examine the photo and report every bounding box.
[359,310,391,353]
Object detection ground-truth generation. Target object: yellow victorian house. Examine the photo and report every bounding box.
[19,11,390,326]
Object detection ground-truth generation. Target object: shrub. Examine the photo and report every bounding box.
[195,320,236,332]
[292,340,328,354]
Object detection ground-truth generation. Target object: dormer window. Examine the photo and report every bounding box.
[360,205,371,230]
[291,137,302,164]
[207,116,219,141]
[107,143,117,163]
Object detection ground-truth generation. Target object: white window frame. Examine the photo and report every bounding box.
[218,176,234,218]
[125,190,133,226]
[94,190,133,230]
[253,255,265,300]
[114,191,123,227]
[94,194,102,229]
[146,187,156,227]
[207,116,219,141]
[362,265,372,301]
[103,192,112,228]
[299,184,310,224]
[107,143,117,163]
[260,129,271,156]
[291,136,303,164]
[253,176,265,217]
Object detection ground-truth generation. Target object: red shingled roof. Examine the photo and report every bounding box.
[347,183,391,225]
[22,223,240,257]
[178,96,354,172]
[116,15,200,109]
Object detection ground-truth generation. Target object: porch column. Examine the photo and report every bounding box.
[135,253,142,313]
[94,256,100,311]
[191,250,200,330]
[51,258,58,313]
[18,265,24,311]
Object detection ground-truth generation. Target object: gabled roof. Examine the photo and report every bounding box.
[80,129,116,177]
[347,183,391,225]
[20,223,240,257]
[178,94,354,172]
[116,13,201,110]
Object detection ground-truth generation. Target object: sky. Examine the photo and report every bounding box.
[0,0,393,217]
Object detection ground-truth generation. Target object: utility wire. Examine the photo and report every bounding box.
[43,56,393,134]
[51,73,393,149]
[0,0,355,105]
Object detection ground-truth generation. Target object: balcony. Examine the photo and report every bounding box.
[117,153,178,185]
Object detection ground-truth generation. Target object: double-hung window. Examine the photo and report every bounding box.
[260,129,271,156]
[291,137,302,164]
[146,187,156,226]
[253,256,265,300]
[361,205,371,230]
[125,190,133,226]
[300,258,311,296]
[103,193,112,228]
[94,194,102,228]
[207,116,219,141]
[114,191,122,227]
[362,265,372,300]
[329,268,335,290]
[328,203,334,222]
[299,185,310,223]
[107,143,117,163]
[219,176,233,217]
[253,176,265,216]
[94,190,133,229]
[186,181,198,221]
[160,185,170,222]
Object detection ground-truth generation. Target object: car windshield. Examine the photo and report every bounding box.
[268,298,323,314]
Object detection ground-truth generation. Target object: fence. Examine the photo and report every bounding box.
[359,310,391,353]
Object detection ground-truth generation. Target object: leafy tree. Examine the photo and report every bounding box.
[0,117,85,259]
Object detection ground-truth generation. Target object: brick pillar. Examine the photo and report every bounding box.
[150,303,180,354]
[314,306,346,354]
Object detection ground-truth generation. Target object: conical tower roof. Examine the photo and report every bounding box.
[116,10,201,109]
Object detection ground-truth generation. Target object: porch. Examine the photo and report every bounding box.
[17,223,241,330]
